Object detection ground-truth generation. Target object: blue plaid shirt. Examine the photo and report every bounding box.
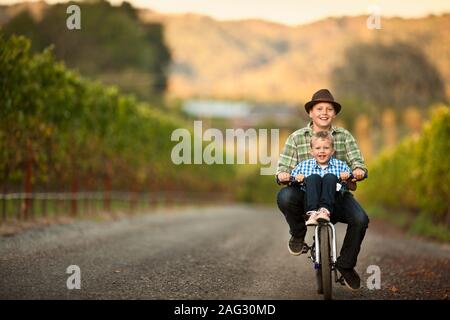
[291,157,351,179]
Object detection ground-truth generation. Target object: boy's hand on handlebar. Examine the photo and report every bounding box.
[277,172,291,183]
[295,174,304,183]
[342,169,366,191]
[340,172,350,181]
[340,171,355,190]
[352,168,366,181]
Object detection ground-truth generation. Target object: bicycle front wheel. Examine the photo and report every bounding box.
[320,225,332,300]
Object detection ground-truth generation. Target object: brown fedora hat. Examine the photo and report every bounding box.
[304,89,342,114]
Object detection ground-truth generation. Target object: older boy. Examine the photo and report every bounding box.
[276,89,368,290]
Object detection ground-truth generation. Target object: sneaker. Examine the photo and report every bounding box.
[316,207,331,223]
[288,235,305,256]
[305,210,319,226]
[336,266,361,290]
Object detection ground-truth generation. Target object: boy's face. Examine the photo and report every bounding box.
[310,138,334,165]
[309,102,336,128]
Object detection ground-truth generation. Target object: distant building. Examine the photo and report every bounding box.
[183,100,251,119]
[182,99,301,128]
[182,99,302,166]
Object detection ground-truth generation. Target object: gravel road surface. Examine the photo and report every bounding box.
[1,205,448,300]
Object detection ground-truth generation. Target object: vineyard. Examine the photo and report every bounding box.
[1,32,449,242]
[0,34,236,222]
[358,106,450,241]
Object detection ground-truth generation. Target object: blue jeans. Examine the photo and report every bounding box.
[304,173,338,213]
[276,184,369,269]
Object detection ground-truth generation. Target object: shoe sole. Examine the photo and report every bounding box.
[338,272,361,291]
[342,278,361,291]
[287,242,302,256]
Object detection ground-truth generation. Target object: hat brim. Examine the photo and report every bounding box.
[304,100,341,114]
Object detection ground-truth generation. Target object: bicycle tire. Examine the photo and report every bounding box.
[316,269,323,294]
[320,224,332,300]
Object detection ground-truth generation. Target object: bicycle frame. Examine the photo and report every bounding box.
[305,222,340,299]
[278,173,368,297]
[313,223,337,266]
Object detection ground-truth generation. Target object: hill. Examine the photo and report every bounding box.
[138,11,450,103]
[1,1,449,103]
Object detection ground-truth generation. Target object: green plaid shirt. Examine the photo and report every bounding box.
[276,122,367,175]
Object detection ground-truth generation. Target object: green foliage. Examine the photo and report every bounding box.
[365,205,450,242]
[414,106,450,219]
[2,0,171,99]
[0,34,235,196]
[331,42,447,114]
[410,213,450,242]
[358,106,450,229]
[236,166,279,204]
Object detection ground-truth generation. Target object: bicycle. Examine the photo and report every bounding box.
[282,174,366,300]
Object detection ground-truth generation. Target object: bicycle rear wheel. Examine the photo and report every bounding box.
[319,225,332,300]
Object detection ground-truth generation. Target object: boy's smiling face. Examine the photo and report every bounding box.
[310,138,334,165]
[309,102,336,129]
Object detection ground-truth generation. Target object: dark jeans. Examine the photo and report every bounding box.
[276,184,369,269]
[304,173,338,213]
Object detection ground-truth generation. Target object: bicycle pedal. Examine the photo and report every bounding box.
[301,244,310,254]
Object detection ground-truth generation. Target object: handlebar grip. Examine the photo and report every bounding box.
[348,172,368,182]
[276,175,302,186]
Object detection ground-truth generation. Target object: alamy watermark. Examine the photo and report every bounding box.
[66,5,81,30]
[367,5,382,30]
[66,265,81,289]
[171,121,279,175]
[63,263,380,291]
[366,265,381,290]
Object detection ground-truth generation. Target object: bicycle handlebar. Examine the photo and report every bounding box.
[343,172,368,183]
[278,172,368,186]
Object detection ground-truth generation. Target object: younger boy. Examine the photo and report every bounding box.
[290,131,351,226]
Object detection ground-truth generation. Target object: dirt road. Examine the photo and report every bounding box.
[1,205,448,299]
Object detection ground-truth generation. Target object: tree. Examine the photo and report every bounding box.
[2,0,171,98]
[331,42,447,114]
